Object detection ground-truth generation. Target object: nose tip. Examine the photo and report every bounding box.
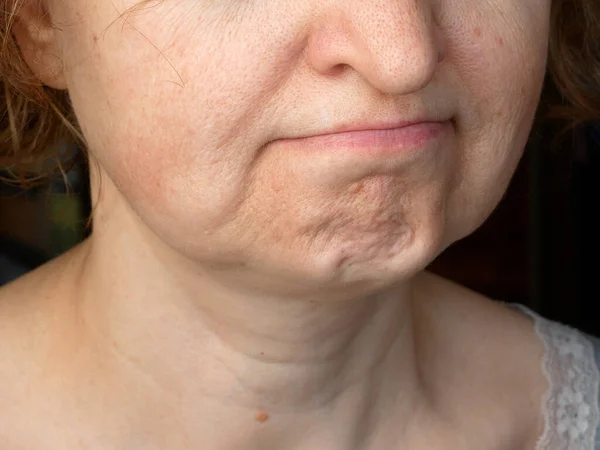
[306,1,443,96]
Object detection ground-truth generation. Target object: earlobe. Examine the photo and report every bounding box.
[11,0,67,90]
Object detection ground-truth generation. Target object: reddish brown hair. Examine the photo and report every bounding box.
[1,0,599,184]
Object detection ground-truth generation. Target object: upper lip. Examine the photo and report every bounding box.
[284,117,450,140]
[326,119,431,134]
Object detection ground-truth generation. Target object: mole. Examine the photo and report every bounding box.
[255,411,269,423]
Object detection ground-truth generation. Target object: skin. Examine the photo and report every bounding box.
[0,0,551,448]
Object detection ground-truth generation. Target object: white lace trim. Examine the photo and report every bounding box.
[512,304,600,449]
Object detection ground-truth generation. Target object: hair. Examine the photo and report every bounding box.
[0,0,83,186]
[1,0,599,185]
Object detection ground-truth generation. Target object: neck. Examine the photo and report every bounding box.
[69,204,435,449]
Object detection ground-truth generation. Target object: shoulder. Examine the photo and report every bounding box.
[414,272,549,449]
[414,271,547,359]
[0,277,43,445]
[417,272,600,450]
[0,262,54,444]
[519,311,600,450]
[0,240,89,326]
[0,244,89,446]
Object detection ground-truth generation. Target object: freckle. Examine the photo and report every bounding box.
[351,182,365,194]
[496,37,504,46]
[255,411,269,423]
[473,28,482,37]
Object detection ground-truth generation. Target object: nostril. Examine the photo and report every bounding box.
[330,63,350,76]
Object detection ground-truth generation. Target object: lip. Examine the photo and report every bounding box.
[273,120,452,156]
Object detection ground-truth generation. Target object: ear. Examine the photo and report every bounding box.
[11,0,67,90]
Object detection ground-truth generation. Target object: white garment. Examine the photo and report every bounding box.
[510,304,600,449]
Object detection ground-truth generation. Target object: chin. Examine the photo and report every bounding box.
[251,225,445,297]
[342,237,440,283]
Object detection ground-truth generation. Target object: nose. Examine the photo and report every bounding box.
[306,0,443,95]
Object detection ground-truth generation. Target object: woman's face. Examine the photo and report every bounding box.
[48,0,550,291]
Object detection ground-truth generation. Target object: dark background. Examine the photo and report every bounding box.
[431,118,600,337]
[1,95,599,337]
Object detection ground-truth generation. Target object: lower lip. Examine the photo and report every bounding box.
[274,121,452,156]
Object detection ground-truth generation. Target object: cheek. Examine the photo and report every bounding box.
[451,2,549,119]
[65,15,264,220]
[440,0,550,238]
[65,3,311,244]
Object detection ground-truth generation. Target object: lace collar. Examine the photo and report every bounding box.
[510,303,600,449]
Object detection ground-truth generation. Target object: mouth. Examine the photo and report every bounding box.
[272,120,453,157]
